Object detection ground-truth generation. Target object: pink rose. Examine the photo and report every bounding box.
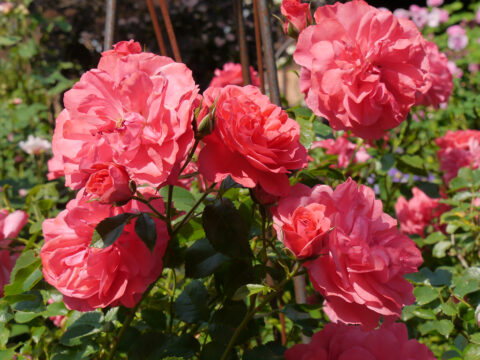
[436,130,480,184]
[209,62,261,88]
[476,8,480,24]
[281,0,312,37]
[275,179,422,329]
[447,61,463,78]
[0,251,17,297]
[40,190,168,311]
[294,1,430,140]
[284,322,435,360]
[0,210,28,240]
[85,163,133,204]
[198,85,308,197]
[311,134,370,168]
[417,41,452,108]
[393,8,410,19]
[439,9,449,23]
[409,5,429,28]
[395,187,443,237]
[447,25,468,51]
[48,41,199,190]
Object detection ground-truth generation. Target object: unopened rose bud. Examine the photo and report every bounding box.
[281,0,313,39]
[195,105,216,140]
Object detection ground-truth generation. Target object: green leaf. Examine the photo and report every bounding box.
[0,348,15,360]
[4,250,42,296]
[185,238,230,278]
[433,241,452,258]
[60,312,103,346]
[232,284,272,301]
[396,155,428,176]
[296,117,315,149]
[424,232,446,245]
[435,319,454,337]
[160,186,197,212]
[14,311,42,323]
[174,280,209,324]
[209,302,254,345]
[414,286,439,306]
[453,267,480,298]
[243,342,286,360]
[94,213,135,248]
[203,198,251,259]
[134,213,157,252]
[380,154,396,172]
[465,345,480,360]
[312,121,333,139]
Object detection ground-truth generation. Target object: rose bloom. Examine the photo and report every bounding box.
[477,8,480,24]
[284,322,435,360]
[197,85,308,197]
[209,62,261,88]
[436,130,480,184]
[395,187,443,237]
[0,209,28,296]
[409,5,429,29]
[47,40,199,192]
[294,1,431,140]
[0,2,13,14]
[447,61,463,78]
[417,41,452,108]
[393,8,410,19]
[274,179,422,329]
[40,190,168,311]
[281,0,312,36]
[427,0,443,6]
[311,133,370,168]
[85,163,133,204]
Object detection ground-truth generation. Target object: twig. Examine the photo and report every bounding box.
[158,0,182,62]
[253,0,265,93]
[451,233,469,269]
[146,0,168,56]
[234,0,252,85]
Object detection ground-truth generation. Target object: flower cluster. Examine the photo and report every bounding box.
[285,322,435,360]
[272,179,423,329]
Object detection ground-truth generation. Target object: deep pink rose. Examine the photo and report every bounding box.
[395,187,442,237]
[275,179,422,329]
[281,0,312,36]
[209,63,261,88]
[416,41,452,108]
[311,134,370,168]
[0,251,17,297]
[198,85,308,197]
[85,163,133,204]
[40,190,168,311]
[436,130,480,184]
[294,0,430,140]
[48,40,199,189]
[284,322,436,360]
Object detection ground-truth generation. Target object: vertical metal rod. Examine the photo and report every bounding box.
[257,0,281,105]
[104,0,117,51]
[158,0,182,63]
[146,0,168,56]
[253,0,265,93]
[293,274,310,344]
[234,0,251,85]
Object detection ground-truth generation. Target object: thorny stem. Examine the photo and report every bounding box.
[132,195,167,222]
[179,138,200,177]
[166,185,174,236]
[219,263,302,360]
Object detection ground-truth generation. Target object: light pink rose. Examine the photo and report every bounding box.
[48,40,199,190]
[275,179,422,329]
[409,5,429,28]
[469,64,480,73]
[436,130,480,184]
[0,210,28,240]
[393,8,410,19]
[395,187,443,237]
[209,62,261,88]
[447,61,463,78]
[197,85,308,197]
[476,8,480,24]
[311,134,370,168]
[40,190,168,311]
[417,41,452,108]
[0,2,14,14]
[439,9,449,23]
[294,1,431,140]
[85,163,133,204]
[284,322,435,360]
[0,251,16,297]
[281,0,312,36]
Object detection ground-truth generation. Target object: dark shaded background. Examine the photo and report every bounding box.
[32,0,469,90]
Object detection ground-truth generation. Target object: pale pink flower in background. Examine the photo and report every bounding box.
[12,98,22,105]
[19,135,51,155]
[427,8,441,27]
[209,62,261,88]
[409,5,429,28]
[476,7,480,23]
[427,0,444,7]
[439,9,449,22]
[0,2,13,14]
[18,189,27,197]
[393,8,410,19]
[447,25,468,51]
[447,61,463,78]
[311,134,370,168]
[469,63,480,73]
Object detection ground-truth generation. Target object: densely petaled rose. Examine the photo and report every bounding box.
[311,133,370,168]
[47,40,199,189]
[417,41,452,108]
[294,1,431,140]
[281,0,312,36]
[436,130,480,184]
[198,85,308,196]
[284,322,436,360]
[40,190,168,311]
[209,63,261,88]
[275,179,422,329]
[85,163,133,204]
[395,187,443,237]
